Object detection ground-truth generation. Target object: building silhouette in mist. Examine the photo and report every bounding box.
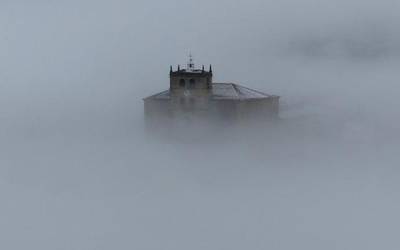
[143,56,279,127]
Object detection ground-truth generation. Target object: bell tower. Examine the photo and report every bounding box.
[169,55,213,91]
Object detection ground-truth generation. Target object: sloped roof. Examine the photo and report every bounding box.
[144,83,278,100]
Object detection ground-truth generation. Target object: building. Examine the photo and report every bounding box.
[143,56,279,128]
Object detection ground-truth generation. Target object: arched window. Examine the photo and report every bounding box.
[179,79,186,87]
[189,78,196,88]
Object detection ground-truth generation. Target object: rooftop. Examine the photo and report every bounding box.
[144,83,278,100]
[170,69,212,77]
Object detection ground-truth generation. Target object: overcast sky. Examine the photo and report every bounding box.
[1,0,400,249]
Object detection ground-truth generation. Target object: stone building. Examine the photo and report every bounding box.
[143,57,279,127]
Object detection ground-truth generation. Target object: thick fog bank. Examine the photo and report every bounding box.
[1,0,400,249]
[2,58,399,250]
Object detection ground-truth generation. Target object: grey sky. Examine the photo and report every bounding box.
[1,0,400,249]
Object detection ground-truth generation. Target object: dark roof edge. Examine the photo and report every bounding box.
[170,71,212,77]
[143,90,169,100]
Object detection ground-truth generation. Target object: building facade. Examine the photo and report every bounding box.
[143,58,279,127]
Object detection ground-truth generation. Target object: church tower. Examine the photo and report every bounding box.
[169,55,213,92]
[143,56,280,127]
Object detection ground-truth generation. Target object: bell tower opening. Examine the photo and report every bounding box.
[189,79,196,88]
[179,79,186,88]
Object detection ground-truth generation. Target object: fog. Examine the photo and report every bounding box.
[1,0,400,249]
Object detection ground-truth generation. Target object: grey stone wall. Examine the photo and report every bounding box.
[170,75,212,90]
[144,95,279,130]
[236,96,280,121]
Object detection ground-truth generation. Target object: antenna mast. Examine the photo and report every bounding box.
[187,53,195,71]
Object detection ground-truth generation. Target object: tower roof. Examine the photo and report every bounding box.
[170,55,212,76]
[170,69,212,77]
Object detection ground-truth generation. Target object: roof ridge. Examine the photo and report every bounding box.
[234,83,271,97]
[143,89,169,100]
[231,83,241,99]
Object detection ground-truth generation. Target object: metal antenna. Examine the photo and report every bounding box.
[187,53,195,71]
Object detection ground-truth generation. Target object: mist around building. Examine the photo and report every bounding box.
[1,0,400,249]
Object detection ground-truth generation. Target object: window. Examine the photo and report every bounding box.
[189,79,196,88]
[179,79,186,87]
